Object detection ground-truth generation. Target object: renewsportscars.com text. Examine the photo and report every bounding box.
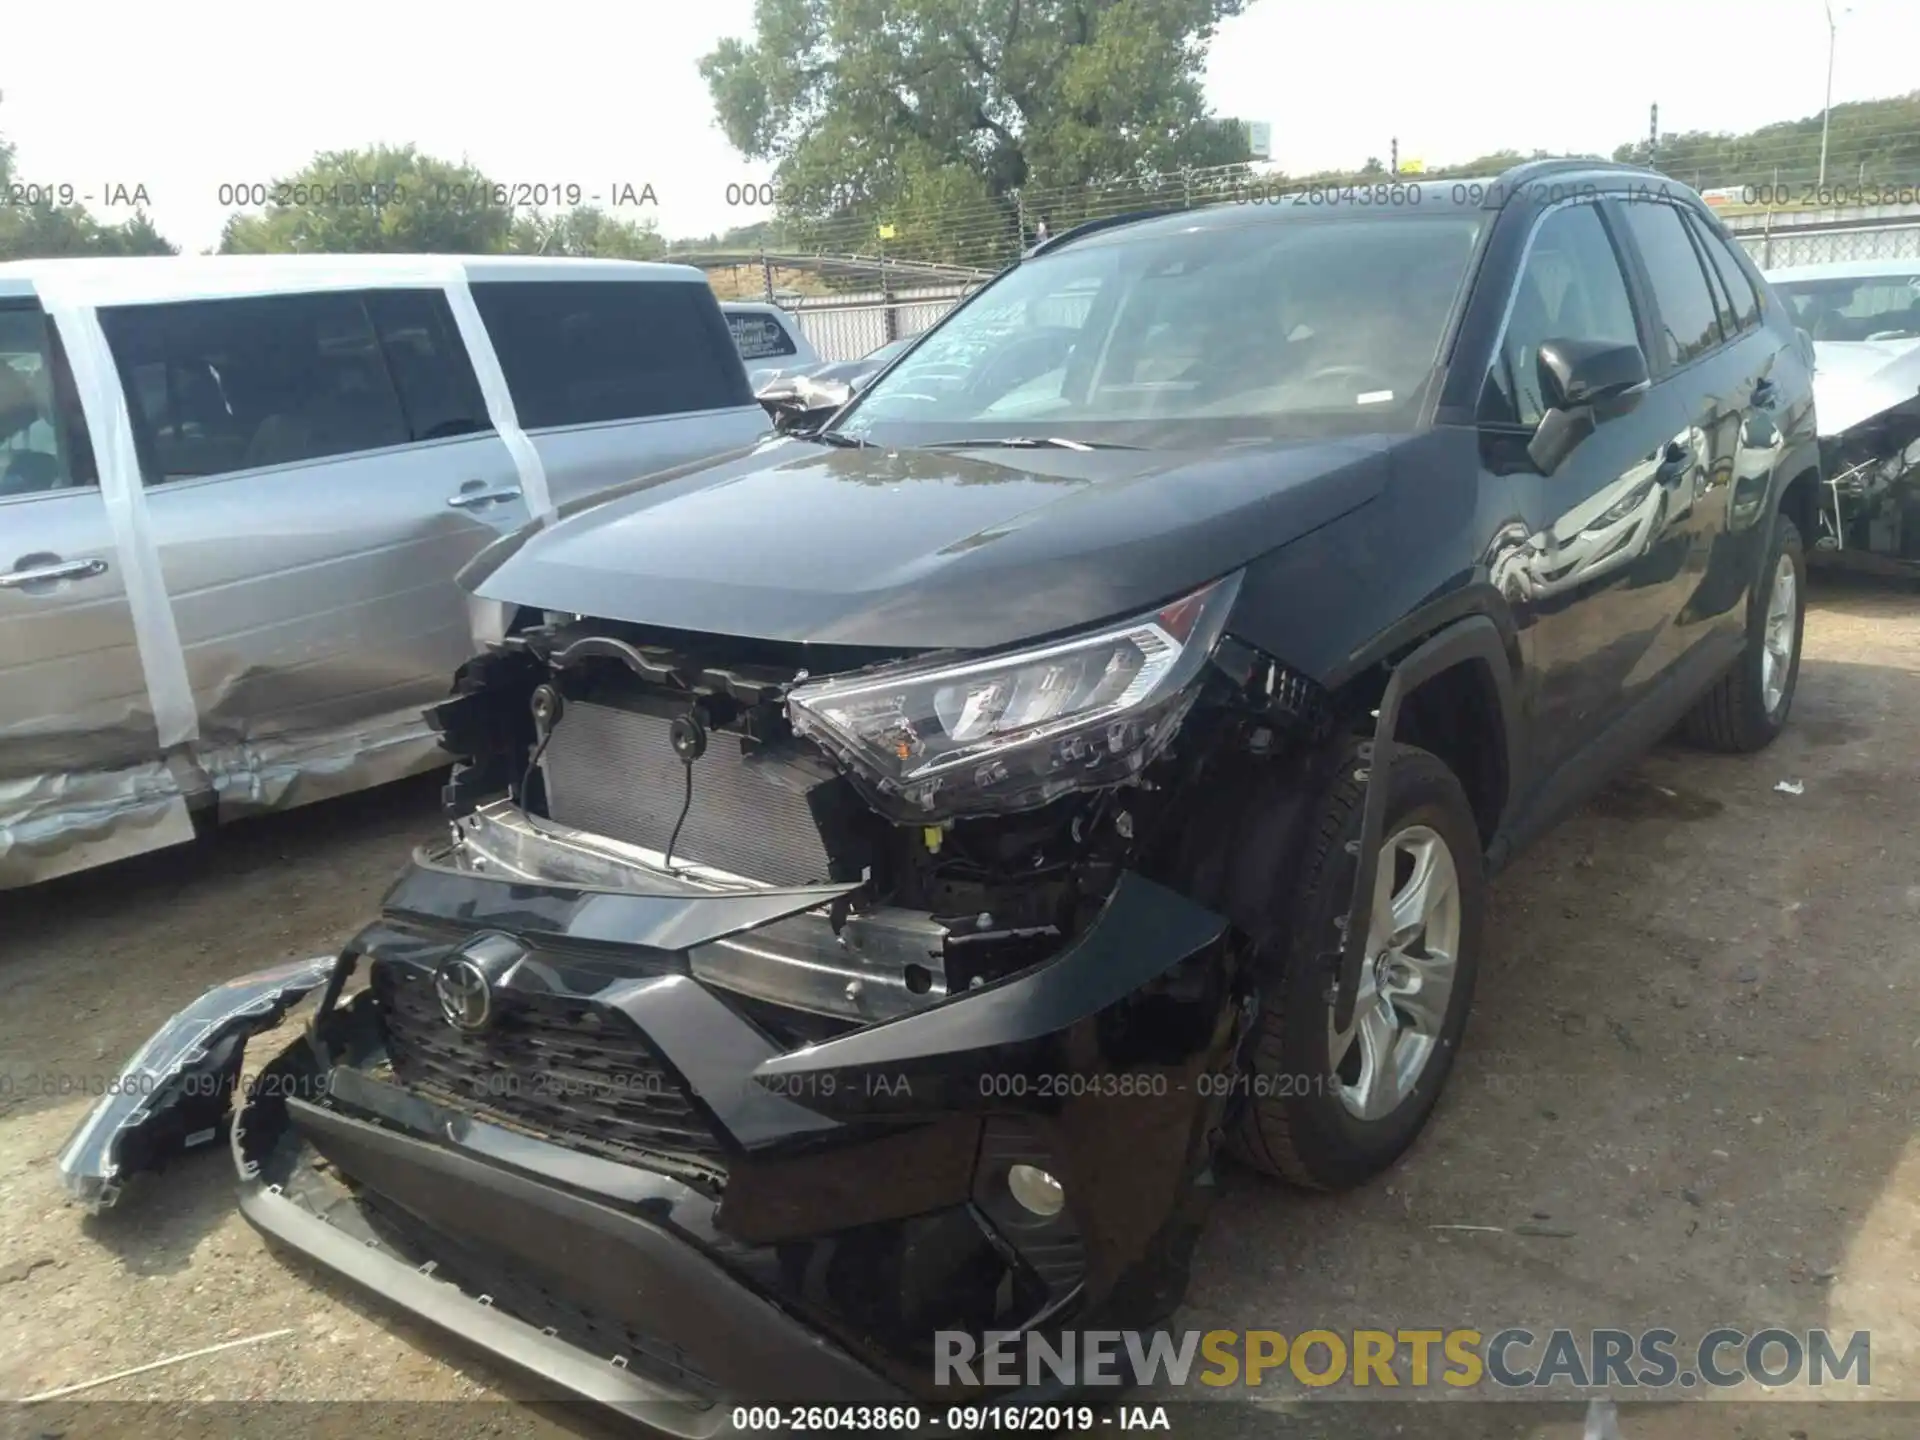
[936,1327,1871,1391]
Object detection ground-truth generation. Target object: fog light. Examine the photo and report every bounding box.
[1007,1164,1065,1217]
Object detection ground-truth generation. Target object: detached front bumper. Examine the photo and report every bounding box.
[73,801,1243,1421]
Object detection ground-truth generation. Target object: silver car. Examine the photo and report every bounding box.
[721,300,822,390]
[0,255,771,886]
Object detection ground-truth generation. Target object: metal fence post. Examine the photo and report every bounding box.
[881,250,897,342]
[761,250,774,303]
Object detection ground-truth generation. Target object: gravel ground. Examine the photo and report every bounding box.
[3,575,1918,1438]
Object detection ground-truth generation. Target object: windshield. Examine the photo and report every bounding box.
[1773,273,1920,342]
[838,211,1484,448]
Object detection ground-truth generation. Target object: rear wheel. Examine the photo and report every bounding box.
[1227,742,1485,1190]
[1681,513,1804,753]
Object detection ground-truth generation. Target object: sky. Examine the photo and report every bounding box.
[4,0,1916,254]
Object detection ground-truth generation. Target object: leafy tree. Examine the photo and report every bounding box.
[216,144,511,254]
[701,0,1253,266]
[1614,90,1920,188]
[508,205,667,259]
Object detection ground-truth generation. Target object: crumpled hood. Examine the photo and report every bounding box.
[464,433,1394,650]
[1812,337,1920,437]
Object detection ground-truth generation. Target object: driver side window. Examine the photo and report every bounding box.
[0,307,96,498]
[1483,203,1641,428]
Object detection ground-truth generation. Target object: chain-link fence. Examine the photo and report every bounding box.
[1732,220,1920,269]
[712,103,1920,277]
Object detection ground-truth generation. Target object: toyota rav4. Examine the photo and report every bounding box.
[64,160,1818,1429]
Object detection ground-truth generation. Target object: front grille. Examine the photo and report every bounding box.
[372,961,727,1174]
[539,700,840,884]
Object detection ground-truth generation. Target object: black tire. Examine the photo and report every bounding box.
[1227,742,1485,1191]
[1681,513,1805,753]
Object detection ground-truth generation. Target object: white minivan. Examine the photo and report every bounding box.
[0,255,771,886]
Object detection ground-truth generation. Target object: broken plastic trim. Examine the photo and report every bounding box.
[55,953,339,1209]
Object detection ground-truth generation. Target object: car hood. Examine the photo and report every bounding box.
[1812,338,1920,437]
[464,433,1395,650]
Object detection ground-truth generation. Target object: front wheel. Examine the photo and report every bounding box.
[1227,742,1485,1191]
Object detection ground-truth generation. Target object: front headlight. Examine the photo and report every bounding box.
[787,572,1242,820]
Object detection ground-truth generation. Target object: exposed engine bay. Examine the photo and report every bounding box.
[1818,394,1920,566]
[423,605,1330,1022]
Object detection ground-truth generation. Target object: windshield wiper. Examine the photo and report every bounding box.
[797,428,872,448]
[920,436,1144,451]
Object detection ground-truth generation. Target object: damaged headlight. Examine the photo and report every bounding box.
[788,572,1242,819]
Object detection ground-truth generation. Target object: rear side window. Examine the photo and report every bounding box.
[1682,212,1762,334]
[727,311,798,361]
[472,280,753,429]
[365,289,494,442]
[101,292,411,484]
[0,306,96,497]
[1616,200,1724,368]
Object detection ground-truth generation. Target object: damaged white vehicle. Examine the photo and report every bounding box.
[0,256,769,886]
[1766,258,1920,569]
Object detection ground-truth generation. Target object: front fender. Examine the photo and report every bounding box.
[55,954,340,1209]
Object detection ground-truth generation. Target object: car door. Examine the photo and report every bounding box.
[1609,195,1755,667]
[0,299,177,881]
[1479,198,1699,785]
[1680,207,1795,609]
[469,275,770,510]
[97,287,529,809]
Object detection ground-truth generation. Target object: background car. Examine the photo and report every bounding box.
[0,255,769,886]
[721,300,823,389]
[1764,258,1920,566]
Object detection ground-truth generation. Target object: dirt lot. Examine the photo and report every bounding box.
[3,576,1919,1437]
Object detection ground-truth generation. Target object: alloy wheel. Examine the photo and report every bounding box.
[1326,824,1462,1121]
[1761,551,1798,716]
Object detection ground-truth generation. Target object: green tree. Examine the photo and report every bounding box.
[508,204,668,259]
[701,0,1253,266]
[216,144,511,254]
[0,129,177,259]
[1614,91,1920,188]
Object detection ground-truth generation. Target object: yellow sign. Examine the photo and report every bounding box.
[877,223,896,240]
[1399,158,1426,174]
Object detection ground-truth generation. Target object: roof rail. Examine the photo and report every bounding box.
[1489,156,1674,199]
[1026,207,1174,258]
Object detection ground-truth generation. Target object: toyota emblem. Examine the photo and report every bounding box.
[434,956,494,1032]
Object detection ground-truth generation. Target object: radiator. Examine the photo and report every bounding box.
[539,700,839,885]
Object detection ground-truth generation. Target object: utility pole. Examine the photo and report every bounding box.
[1818,0,1844,188]
[1390,137,1398,174]
[1648,104,1659,167]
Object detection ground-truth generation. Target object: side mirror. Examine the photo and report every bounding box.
[1537,339,1649,411]
[1527,339,1649,474]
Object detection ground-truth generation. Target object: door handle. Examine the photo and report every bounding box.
[1658,439,1696,474]
[0,556,109,588]
[448,486,522,509]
